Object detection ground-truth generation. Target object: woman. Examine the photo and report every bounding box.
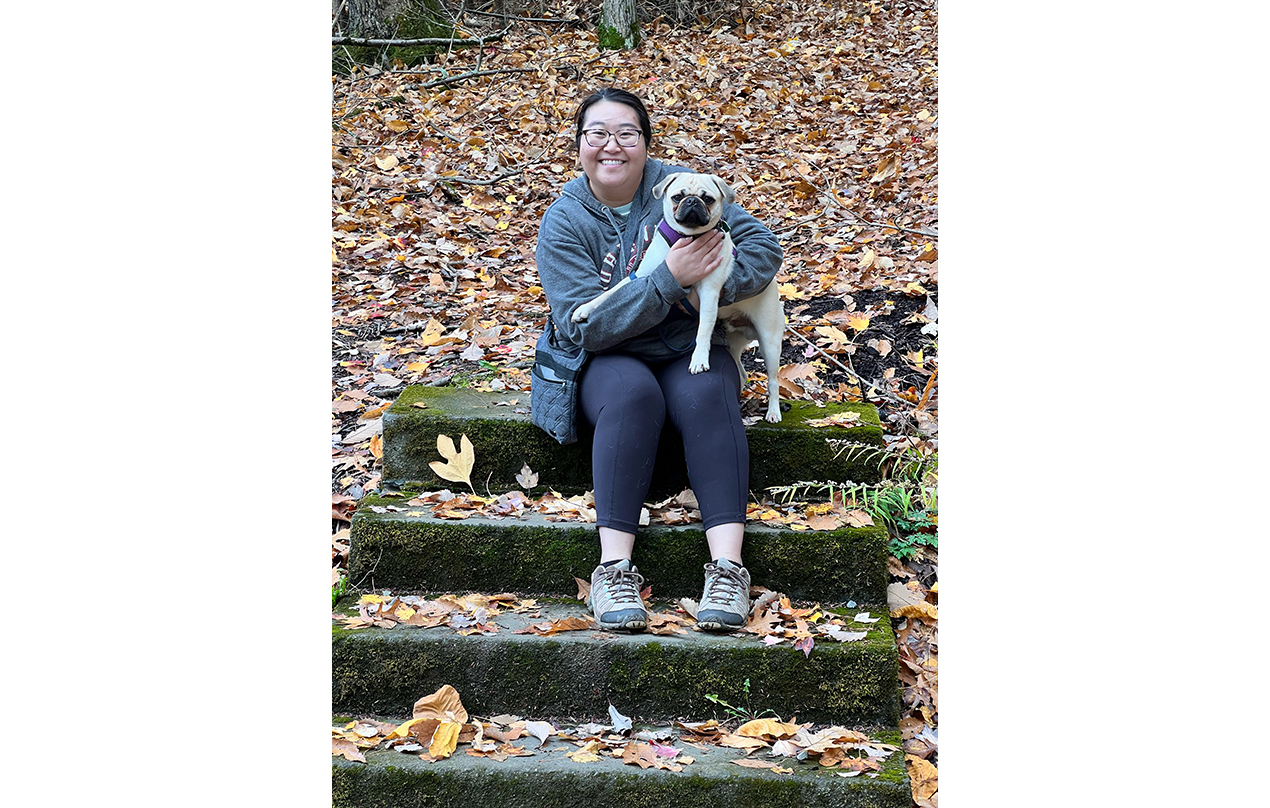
[534,88,783,632]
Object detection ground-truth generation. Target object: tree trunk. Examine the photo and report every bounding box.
[347,0,417,38]
[598,0,640,50]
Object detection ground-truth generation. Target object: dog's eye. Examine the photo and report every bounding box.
[701,195,715,205]
[671,193,684,202]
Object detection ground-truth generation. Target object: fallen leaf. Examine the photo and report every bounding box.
[516,463,539,489]
[523,721,555,744]
[736,718,802,740]
[332,737,366,762]
[732,758,778,769]
[567,740,603,763]
[413,684,469,722]
[429,433,476,493]
[429,721,461,759]
[608,704,633,733]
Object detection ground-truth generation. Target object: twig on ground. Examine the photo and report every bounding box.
[465,8,579,24]
[447,160,548,186]
[782,325,914,409]
[332,26,511,47]
[421,66,538,89]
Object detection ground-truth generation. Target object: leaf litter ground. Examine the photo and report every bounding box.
[331,1,938,803]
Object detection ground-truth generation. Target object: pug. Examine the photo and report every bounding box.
[571,172,785,422]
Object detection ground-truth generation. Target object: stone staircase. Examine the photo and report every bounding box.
[334,385,910,807]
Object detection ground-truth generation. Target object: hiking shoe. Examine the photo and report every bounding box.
[587,559,648,631]
[696,558,752,631]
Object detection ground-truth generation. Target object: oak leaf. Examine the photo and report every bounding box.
[429,433,475,493]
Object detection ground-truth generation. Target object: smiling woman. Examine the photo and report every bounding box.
[531,87,785,636]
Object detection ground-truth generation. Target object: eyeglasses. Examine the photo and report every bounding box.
[581,128,643,148]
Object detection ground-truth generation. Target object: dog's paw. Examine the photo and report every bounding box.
[571,307,591,323]
[765,408,782,423]
[688,360,710,374]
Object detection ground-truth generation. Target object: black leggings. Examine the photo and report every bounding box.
[577,345,749,533]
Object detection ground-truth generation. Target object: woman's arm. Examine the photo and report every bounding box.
[535,206,691,352]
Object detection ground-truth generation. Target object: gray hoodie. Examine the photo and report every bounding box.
[535,158,784,362]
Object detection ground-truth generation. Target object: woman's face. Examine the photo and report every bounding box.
[578,100,647,207]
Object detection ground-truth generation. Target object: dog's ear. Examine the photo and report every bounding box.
[651,175,680,200]
[708,175,737,205]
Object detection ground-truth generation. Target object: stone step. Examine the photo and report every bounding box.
[349,501,890,604]
[333,724,910,808]
[381,385,884,497]
[332,601,900,726]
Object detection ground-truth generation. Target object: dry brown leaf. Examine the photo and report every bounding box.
[736,718,802,740]
[332,737,366,762]
[412,684,469,722]
[732,758,777,769]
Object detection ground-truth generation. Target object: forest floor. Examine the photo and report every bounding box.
[332,2,938,804]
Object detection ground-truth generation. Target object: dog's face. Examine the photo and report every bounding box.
[651,173,736,234]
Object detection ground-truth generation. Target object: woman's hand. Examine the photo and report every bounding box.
[665,229,725,288]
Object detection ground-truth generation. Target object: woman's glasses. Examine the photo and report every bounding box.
[581,129,643,148]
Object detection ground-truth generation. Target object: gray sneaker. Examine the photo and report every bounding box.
[696,558,752,631]
[587,559,648,631]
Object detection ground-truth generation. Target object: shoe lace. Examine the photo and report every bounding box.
[599,567,644,606]
[702,563,745,606]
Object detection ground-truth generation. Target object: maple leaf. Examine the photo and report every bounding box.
[515,463,538,490]
[429,433,476,493]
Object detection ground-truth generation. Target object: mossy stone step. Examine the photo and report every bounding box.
[333,727,910,808]
[332,602,900,725]
[381,385,884,496]
[349,500,890,604]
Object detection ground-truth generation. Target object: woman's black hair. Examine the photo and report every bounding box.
[573,88,653,151]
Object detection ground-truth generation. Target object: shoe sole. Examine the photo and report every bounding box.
[597,619,647,631]
[695,619,742,631]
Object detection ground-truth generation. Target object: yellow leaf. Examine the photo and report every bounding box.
[369,434,383,460]
[567,740,603,762]
[375,153,399,171]
[387,716,428,739]
[387,120,410,132]
[892,602,938,622]
[429,721,461,759]
[846,313,870,332]
[358,594,384,605]
[858,248,876,269]
[736,718,802,739]
[429,433,476,492]
[907,755,939,802]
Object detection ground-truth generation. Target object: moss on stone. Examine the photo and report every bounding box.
[381,386,883,497]
[348,503,890,604]
[332,616,899,725]
[332,735,910,807]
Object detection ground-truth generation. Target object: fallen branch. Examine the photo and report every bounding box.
[421,66,538,89]
[332,26,511,47]
[465,8,579,24]
[446,160,548,186]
